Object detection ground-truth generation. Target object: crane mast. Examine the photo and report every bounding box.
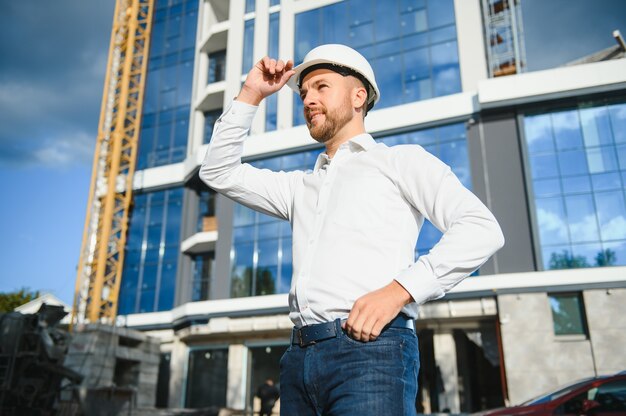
[72,0,154,325]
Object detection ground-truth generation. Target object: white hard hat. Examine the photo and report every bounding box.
[287,44,380,112]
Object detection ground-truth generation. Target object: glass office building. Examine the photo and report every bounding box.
[114,0,626,412]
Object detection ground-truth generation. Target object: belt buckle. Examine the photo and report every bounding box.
[297,329,314,347]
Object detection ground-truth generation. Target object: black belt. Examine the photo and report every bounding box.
[291,314,415,347]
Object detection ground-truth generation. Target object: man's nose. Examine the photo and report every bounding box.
[302,90,318,107]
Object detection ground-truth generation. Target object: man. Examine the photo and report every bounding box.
[256,378,280,416]
[200,44,504,415]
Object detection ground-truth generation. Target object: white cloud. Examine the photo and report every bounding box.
[600,215,626,240]
[537,207,568,242]
[569,214,600,242]
[33,131,95,167]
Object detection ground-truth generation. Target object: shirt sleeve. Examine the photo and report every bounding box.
[199,100,302,222]
[392,145,505,305]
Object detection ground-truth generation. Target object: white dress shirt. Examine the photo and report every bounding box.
[200,100,504,327]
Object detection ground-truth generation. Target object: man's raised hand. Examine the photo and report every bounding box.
[237,57,295,106]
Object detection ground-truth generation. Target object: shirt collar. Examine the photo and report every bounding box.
[314,134,376,171]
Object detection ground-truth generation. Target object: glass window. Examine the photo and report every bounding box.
[549,293,587,336]
[293,0,460,124]
[242,19,255,75]
[192,251,215,301]
[185,348,228,408]
[208,49,226,84]
[203,109,222,144]
[245,0,255,14]
[266,13,280,132]
[119,188,183,314]
[248,345,288,410]
[524,100,626,270]
[137,0,197,169]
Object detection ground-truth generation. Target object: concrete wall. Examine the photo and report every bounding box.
[584,288,626,375]
[498,288,626,405]
[498,292,595,405]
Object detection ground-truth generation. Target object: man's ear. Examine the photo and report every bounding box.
[352,85,368,111]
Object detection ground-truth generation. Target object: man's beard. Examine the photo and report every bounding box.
[305,96,353,143]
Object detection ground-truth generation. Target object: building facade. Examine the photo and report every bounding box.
[113,0,626,413]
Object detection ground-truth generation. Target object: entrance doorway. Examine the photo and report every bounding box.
[416,321,505,413]
[247,344,288,415]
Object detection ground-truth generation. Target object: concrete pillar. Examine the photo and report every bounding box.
[434,331,460,413]
[226,344,248,410]
[168,338,189,408]
[454,0,489,92]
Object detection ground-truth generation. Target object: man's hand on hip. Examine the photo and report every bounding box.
[237,57,295,106]
[342,280,414,342]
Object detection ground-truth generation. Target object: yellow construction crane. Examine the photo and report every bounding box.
[72,0,154,326]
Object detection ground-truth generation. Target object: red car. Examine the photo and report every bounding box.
[474,372,626,415]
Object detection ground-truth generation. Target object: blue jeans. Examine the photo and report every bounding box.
[279,319,419,416]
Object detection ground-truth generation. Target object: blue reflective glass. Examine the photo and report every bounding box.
[586,146,618,174]
[561,175,591,194]
[571,243,601,267]
[173,118,189,148]
[242,20,255,74]
[535,197,568,245]
[594,191,626,241]
[431,41,461,97]
[558,149,588,176]
[177,62,193,106]
[142,263,158,290]
[138,0,195,168]
[581,106,613,147]
[372,54,403,108]
[139,289,156,313]
[293,0,460,123]
[182,9,197,47]
[609,103,626,144]
[591,172,621,192]
[525,114,555,154]
[348,0,372,26]
[165,199,182,244]
[208,50,226,83]
[323,4,349,46]
[533,178,561,197]
[158,261,176,310]
[245,0,255,13]
[373,2,399,41]
[565,194,599,243]
[257,239,279,267]
[151,20,167,56]
[233,224,256,243]
[401,9,428,35]
[553,110,583,150]
[430,25,457,43]
[266,14,280,132]
[270,0,280,6]
[427,0,455,28]
[603,241,626,266]
[123,187,182,313]
[204,109,222,143]
[617,144,626,170]
[530,153,558,179]
[257,222,281,240]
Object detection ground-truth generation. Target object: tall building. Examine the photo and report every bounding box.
[107,0,626,412]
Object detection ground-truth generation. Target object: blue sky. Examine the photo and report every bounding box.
[0,0,624,306]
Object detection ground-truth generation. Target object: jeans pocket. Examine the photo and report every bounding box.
[339,327,402,347]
